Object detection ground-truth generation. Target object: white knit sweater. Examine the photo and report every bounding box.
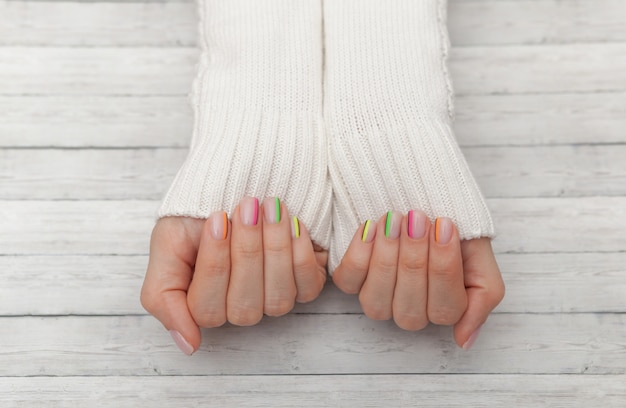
[160,0,495,273]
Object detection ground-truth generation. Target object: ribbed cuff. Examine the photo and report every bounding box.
[328,116,495,273]
[159,109,332,249]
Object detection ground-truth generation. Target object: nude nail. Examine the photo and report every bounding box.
[385,211,402,239]
[240,197,259,226]
[435,217,453,244]
[169,330,194,356]
[462,326,482,351]
[408,210,427,239]
[263,197,281,224]
[291,216,300,239]
[361,220,375,243]
[209,211,228,240]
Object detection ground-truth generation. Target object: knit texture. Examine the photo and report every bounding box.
[324,0,495,272]
[159,0,332,248]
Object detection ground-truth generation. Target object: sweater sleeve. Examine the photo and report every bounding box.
[159,0,332,249]
[323,0,495,272]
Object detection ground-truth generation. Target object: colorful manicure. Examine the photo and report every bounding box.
[408,209,427,239]
[435,217,453,244]
[209,211,228,240]
[385,211,392,237]
[241,197,259,226]
[263,197,281,224]
[385,211,402,239]
[362,220,373,242]
[292,216,300,239]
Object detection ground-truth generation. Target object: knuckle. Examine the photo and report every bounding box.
[394,313,428,332]
[140,286,157,314]
[263,237,291,255]
[360,294,392,321]
[430,265,461,283]
[399,257,428,276]
[428,307,463,326]
[233,239,263,260]
[371,255,398,273]
[488,280,506,307]
[227,305,263,326]
[342,251,370,273]
[264,297,295,317]
[190,307,226,328]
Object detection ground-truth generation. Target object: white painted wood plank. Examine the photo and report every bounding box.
[2,145,625,200]
[0,47,198,96]
[3,0,625,47]
[2,93,624,148]
[0,96,192,148]
[455,92,626,146]
[2,375,624,407]
[450,43,626,95]
[0,314,624,376]
[1,252,624,316]
[449,0,626,45]
[1,198,624,255]
[0,1,197,47]
[1,45,625,96]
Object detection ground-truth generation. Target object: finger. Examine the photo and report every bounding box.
[332,218,377,294]
[140,217,203,355]
[227,197,264,326]
[291,217,327,303]
[187,211,230,328]
[453,238,505,349]
[262,198,296,316]
[427,217,467,326]
[359,211,402,321]
[393,210,430,331]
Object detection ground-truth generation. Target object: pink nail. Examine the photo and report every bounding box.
[462,326,482,351]
[408,210,427,239]
[209,211,227,240]
[385,211,402,240]
[169,330,194,356]
[435,217,453,244]
[240,197,259,226]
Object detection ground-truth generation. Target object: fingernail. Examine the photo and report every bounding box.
[263,197,281,224]
[209,211,228,240]
[361,220,375,243]
[462,326,482,351]
[169,330,194,356]
[408,210,429,239]
[240,197,259,226]
[435,217,453,244]
[291,216,300,239]
[384,211,402,239]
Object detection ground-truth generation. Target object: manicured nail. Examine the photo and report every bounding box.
[291,216,300,239]
[361,220,375,243]
[209,211,228,240]
[435,217,453,244]
[240,197,259,226]
[169,330,194,356]
[462,326,482,351]
[384,211,402,239]
[263,197,281,224]
[408,210,428,239]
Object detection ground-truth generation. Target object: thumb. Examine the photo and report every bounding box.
[453,238,505,350]
[140,217,204,355]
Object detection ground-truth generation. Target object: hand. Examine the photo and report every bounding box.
[140,197,327,355]
[332,210,505,349]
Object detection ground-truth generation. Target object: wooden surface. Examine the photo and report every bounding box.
[1,0,625,406]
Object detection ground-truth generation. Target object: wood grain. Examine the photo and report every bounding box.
[2,44,625,96]
[2,375,625,407]
[2,198,625,255]
[2,145,625,199]
[1,252,624,316]
[2,93,624,148]
[1,314,624,376]
[2,0,625,47]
